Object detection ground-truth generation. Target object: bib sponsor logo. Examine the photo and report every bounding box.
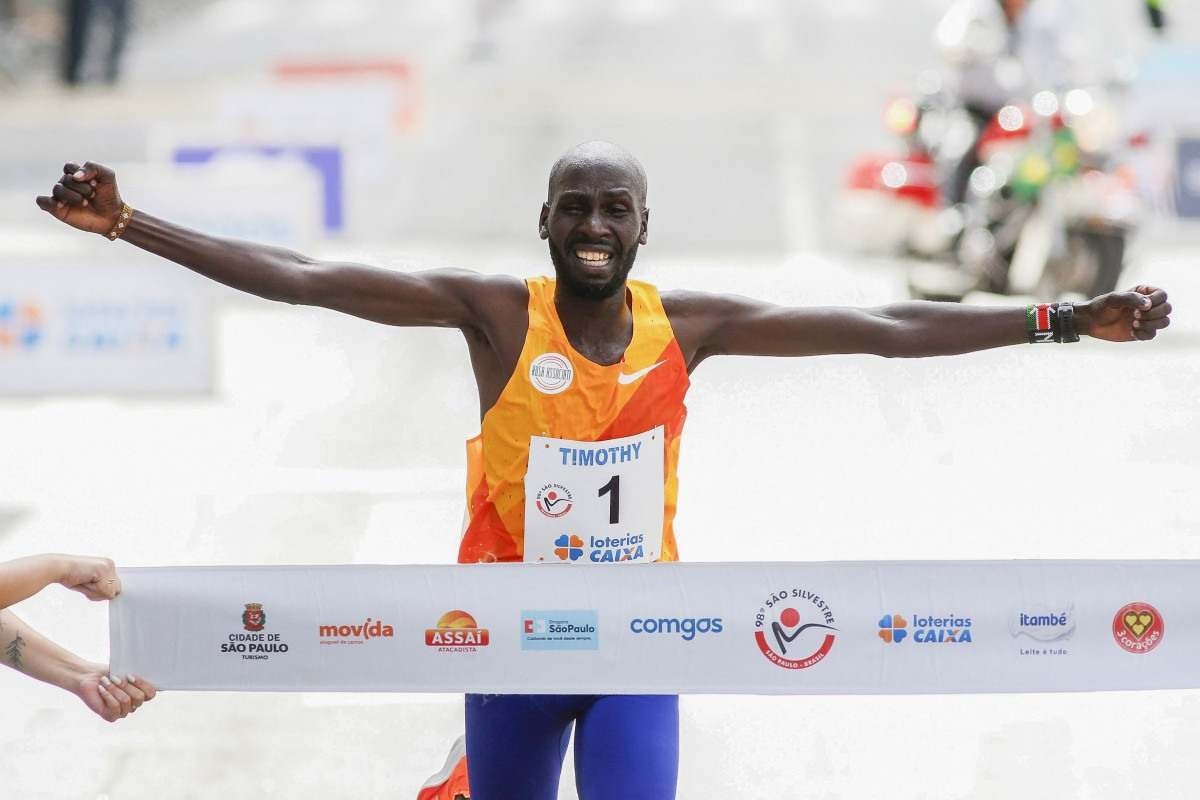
[551,533,647,563]
[529,352,574,395]
[425,610,490,652]
[586,533,644,562]
[220,602,290,660]
[754,588,837,670]
[553,534,585,561]
[1112,602,1164,654]
[521,610,599,650]
[630,616,723,641]
[535,483,574,518]
[318,617,395,645]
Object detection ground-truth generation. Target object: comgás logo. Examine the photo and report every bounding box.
[630,616,723,641]
[535,483,574,518]
[529,352,574,394]
[318,617,395,645]
[754,588,837,670]
[425,610,490,653]
[220,602,289,661]
[880,612,973,644]
[1112,602,1164,654]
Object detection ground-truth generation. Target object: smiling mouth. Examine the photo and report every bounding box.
[574,247,614,269]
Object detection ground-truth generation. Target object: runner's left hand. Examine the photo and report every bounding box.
[1082,285,1171,342]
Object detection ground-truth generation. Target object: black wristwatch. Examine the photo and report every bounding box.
[1057,302,1080,343]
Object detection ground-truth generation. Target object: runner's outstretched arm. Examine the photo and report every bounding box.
[34,162,521,330]
[666,288,1172,367]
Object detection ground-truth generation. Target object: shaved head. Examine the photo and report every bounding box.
[547,141,648,205]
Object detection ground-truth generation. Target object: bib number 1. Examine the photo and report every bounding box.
[523,426,664,564]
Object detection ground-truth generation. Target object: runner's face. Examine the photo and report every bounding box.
[541,163,648,300]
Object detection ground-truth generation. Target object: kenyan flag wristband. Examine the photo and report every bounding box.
[1026,303,1058,344]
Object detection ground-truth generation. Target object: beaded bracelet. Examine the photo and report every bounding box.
[106,204,134,241]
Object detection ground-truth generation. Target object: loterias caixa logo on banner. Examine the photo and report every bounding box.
[754,587,837,670]
[220,603,290,661]
[425,610,490,653]
[318,617,395,646]
[878,612,973,644]
[1112,602,1164,654]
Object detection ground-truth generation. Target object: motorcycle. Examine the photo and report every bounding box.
[834,80,1144,302]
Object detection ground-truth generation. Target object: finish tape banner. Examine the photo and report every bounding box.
[109,561,1200,694]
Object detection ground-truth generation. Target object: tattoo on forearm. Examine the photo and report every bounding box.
[5,633,25,672]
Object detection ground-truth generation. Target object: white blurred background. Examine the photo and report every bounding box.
[1,1,1198,798]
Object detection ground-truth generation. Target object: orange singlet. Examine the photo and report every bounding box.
[458,276,689,564]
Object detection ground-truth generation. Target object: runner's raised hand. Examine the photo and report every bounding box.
[1083,285,1172,342]
[34,161,124,236]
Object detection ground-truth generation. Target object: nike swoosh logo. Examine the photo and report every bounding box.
[617,360,667,385]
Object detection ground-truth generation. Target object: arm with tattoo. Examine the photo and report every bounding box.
[0,608,156,721]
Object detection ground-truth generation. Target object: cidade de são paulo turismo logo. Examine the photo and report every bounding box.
[753,587,837,670]
[219,602,290,661]
[1112,602,1164,654]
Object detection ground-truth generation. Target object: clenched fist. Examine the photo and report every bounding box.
[35,161,125,236]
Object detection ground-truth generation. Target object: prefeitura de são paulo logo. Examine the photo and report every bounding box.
[242,602,266,632]
[754,587,838,670]
[535,483,574,518]
[1112,601,1164,654]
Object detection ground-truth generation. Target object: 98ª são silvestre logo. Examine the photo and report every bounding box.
[753,587,837,670]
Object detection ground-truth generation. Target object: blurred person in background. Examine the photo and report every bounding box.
[937,0,1096,205]
[1,553,157,722]
[62,0,130,85]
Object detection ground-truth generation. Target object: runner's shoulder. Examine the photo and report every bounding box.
[430,269,528,332]
[660,288,756,326]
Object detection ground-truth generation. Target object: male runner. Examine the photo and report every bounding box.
[37,142,1171,799]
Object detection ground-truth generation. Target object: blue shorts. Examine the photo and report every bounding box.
[465,693,679,800]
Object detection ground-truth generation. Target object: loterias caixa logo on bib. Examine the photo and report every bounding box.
[220,603,291,661]
[754,587,837,670]
[425,610,490,653]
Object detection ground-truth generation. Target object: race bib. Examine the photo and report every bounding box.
[524,426,664,564]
